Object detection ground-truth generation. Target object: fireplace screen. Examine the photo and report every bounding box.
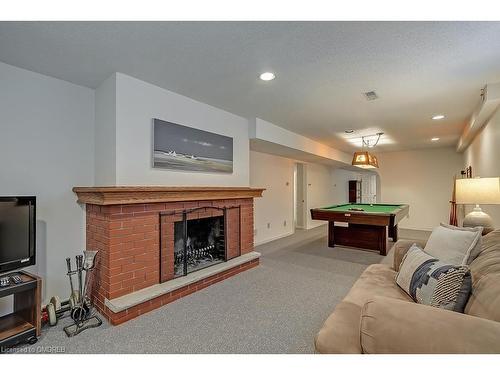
[173,214,226,277]
[160,205,242,282]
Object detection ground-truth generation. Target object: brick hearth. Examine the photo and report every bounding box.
[73,187,264,325]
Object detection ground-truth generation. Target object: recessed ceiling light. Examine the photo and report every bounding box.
[259,72,275,81]
[344,129,354,134]
[432,115,445,120]
[431,137,440,141]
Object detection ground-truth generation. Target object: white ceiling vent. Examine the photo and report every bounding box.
[363,91,379,101]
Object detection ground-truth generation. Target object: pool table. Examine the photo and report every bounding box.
[310,203,409,255]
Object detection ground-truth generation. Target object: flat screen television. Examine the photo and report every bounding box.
[0,196,36,273]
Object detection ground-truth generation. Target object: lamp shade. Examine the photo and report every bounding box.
[352,151,379,169]
[455,177,500,205]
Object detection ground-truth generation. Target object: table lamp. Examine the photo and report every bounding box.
[455,177,500,234]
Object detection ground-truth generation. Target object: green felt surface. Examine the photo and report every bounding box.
[320,203,403,213]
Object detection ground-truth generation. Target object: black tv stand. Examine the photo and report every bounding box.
[0,271,41,351]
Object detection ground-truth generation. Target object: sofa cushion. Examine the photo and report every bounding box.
[466,229,500,322]
[315,263,411,354]
[343,263,413,307]
[396,244,472,312]
[314,301,362,354]
[361,297,500,354]
[465,274,500,322]
[469,229,500,280]
[392,239,427,271]
[424,223,482,265]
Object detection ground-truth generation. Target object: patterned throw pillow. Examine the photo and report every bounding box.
[396,244,472,312]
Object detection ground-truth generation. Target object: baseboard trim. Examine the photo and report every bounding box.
[254,231,295,247]
[307,222,328,230]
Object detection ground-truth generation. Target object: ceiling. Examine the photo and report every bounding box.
[2,21,500,152]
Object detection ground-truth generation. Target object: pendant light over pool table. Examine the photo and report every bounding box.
[351,133,383,169]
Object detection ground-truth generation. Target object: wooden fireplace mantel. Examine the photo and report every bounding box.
[73,186,265,205]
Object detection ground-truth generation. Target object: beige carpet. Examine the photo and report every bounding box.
[17,225,385,354]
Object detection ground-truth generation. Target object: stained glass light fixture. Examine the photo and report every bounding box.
[352,151,379,168]
[351,133,383,169]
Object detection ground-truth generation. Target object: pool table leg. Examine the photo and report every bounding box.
[388,224,398,242]
[379,230,387,256]
[328,221,335,248]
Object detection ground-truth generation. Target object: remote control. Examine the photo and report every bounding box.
[0,277,10,287]
[11,274,22,284]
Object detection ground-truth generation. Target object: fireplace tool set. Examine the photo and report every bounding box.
[45,250,102,337]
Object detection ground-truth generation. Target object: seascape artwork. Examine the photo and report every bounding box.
[153,118,233,173]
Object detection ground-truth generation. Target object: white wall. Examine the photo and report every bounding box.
[250,150,338,243]
[376,147,464,231]
[463,108,500,227]
[113,73,250,186]
[250,151,294,245]
[0,62,94,308]
[94,73,117,185]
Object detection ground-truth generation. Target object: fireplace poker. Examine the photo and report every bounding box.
[65,257,78,305]
[76,254,84,304]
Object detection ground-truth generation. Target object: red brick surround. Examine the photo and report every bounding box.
[78,189,262,325]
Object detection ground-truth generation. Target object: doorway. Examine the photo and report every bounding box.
[360,173,379,204]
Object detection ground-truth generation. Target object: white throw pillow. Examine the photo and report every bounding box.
[424,223,482,265]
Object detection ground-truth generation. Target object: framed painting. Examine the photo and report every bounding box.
[152,118,233,173]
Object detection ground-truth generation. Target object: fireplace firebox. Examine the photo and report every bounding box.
[174,215,225,277]
[160,206,241,281]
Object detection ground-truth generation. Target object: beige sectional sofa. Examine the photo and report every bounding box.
[315,229,500,353]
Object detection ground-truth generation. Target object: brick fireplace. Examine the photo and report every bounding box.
[73,186,264,325]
